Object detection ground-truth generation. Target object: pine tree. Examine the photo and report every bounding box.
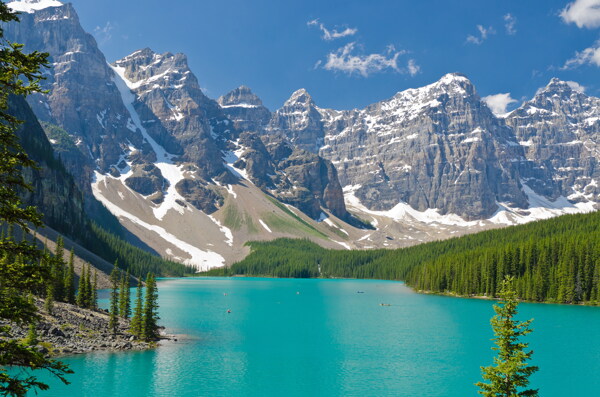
[0,3,73,393]
[44,283,54,314]
[84,264,92,308]
[108,264,120,334]
[129,278,143,338]
[119,269,131,318]
[476,276,539,396]
[24,322,38,347]
[91,270,98,310]
[76,265,87,308]
[63,249,75,304]
[142,273,160,341]
[52,236,65,302]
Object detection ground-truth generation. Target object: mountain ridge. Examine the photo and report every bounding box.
[6,0,600,270]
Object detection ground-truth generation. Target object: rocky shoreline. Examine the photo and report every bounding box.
[1,299,171,357]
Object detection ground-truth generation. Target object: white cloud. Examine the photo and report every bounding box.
[504,13,517,35]
[307,19,357,41]
[322,42,409,77]
[483,93,518,116]
[466,25,496,45]
[407,59,420,76]
[566,81,586,92]
[562,40,600,68]
[93,21,114,45]
[561,0,600,29]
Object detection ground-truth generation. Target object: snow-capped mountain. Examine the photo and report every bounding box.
[506,78,600,204]
[113,48,350,221]
[5,2,358,268]
[7,0,62,13]
[7,0,600,269]
[4,1,151,191]
[317,73,531,220]
[231,74,598,224]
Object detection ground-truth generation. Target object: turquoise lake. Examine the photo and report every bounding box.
[26,277,600,396]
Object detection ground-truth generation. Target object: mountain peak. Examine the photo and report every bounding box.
[115,48,156,65]
[133,47,156,57]
[388,72,476,106]
[545,77,571,91]
[7,0,63,13]
[218,86,264,107]
[115,49,189,73]
[285,88,314,106]
[439,72,470,82]
[537,78,585,96]
[434,73,474,89]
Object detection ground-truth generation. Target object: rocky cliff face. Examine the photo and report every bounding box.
[10,95,87,238]
[231,133,349,220]
[228,74,599,221]
[4,2,149,190]
[113,49,233,182]
[318,74,532,219]
[266,89,326,153]
[231,75,535,219]
[506,79,600,204]
[217,86,350,221]
[218,86,271,133]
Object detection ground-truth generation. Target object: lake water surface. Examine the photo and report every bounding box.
[28,277,600,396]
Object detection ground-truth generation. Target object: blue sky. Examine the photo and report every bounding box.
[67,0,600,112]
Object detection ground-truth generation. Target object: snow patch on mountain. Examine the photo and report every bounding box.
[110,64,188,221]
[345,190,478,226]
[226,184,237,199]
[488,183,596,225]
[333,240,352,250]
[220,103,260,109]
[259,219,272,233]
[208,215,234,247]
[344,181,596,228]
[222,145,250,181]
[8,0,62,13]
[321,215,349,235]
[92,172,225,270]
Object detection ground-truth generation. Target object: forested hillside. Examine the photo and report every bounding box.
[212,211,600,304]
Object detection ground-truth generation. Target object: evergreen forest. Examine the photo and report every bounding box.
[205,211,600,305]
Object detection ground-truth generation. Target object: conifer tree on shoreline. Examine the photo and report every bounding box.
[52,236,65,302]
[129,279,143,339]
[476,276,539,396]
[64,248,75,304]
[91,270,98,310]
[84,263,92,308]
[127,273,161,342]
[142,273,160,341]
[119,269,131,319]
[76,265,87,307]
[108,264,120,335]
